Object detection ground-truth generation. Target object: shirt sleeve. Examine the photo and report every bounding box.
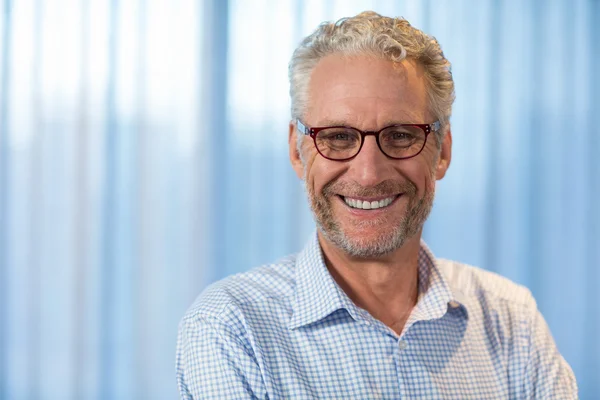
[523,308,578,399]
[176,314,267,399]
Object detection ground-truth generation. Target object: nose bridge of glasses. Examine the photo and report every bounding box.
[347,130,394,186]
[358,130,386,158]
[361,130,379,139]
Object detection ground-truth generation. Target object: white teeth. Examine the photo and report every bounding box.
[343,196,396,210]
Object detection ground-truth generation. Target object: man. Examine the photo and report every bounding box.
[177,11,577,399]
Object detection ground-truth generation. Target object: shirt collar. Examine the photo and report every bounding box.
[407,241,469,325]
[288,232,468,330]
[288,233,361,330]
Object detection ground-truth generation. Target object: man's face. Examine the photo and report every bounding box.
[289,55,451,258]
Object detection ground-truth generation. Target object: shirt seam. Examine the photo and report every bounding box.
[186,290,295,323]
[522,305,536,397]
[189,313,267,398]
[450,286,536,311]
[437,260,536,309]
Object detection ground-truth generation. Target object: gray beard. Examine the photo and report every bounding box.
[305,177,435,258]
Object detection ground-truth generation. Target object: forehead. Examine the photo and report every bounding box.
[306,54,429,127]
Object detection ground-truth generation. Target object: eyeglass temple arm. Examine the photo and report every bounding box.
[296,119,310,135]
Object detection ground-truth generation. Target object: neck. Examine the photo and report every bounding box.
[318,230,422,336]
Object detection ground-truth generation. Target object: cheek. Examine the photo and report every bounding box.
[304,153,343,195]
[303,149,326,195]
[399,159,438,194]
[302,147,318,180]
[416,146,440,188]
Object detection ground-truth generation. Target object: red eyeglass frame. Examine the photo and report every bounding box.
[296,119,441,161]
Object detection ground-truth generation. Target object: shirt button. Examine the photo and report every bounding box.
[449,300,460,308]
[398,340,408,350]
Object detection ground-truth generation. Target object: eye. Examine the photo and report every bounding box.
[380,126,426,153]
[316,128,361,153]
[319,129,360,143]
[333,133,352,140]
[383,128,416,143]
[391,131,414,140]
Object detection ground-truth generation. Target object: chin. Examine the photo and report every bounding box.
[319,222,410,258]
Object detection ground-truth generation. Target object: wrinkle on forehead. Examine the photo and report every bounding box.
[305,55,430,130]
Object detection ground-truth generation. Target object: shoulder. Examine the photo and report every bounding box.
[436,259,577,397]
[437,258,537,311]
[180,254,298,328]
[436,258,542,370]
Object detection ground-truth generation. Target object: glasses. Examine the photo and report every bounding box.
[296,119,441,162]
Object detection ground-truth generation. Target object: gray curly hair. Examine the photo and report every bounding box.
[288,11,455,144]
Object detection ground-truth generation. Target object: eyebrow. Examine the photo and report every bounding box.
[317,118,423,128]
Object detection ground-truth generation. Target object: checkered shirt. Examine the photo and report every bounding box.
[176,233,577,399]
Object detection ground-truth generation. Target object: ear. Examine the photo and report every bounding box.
[289,121,304,179]
[435,128,452,180]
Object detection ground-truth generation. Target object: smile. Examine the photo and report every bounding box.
[342,195,399,210]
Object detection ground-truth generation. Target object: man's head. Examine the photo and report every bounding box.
[288,12,455,259]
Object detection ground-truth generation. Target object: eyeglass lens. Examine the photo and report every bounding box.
[315,126,426,160]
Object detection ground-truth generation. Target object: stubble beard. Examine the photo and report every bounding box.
[305,176,435,258]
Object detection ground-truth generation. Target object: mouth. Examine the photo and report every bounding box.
[339,194,400,210]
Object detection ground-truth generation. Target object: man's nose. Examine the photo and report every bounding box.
[348,135,393,187]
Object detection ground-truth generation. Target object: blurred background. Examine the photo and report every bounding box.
[0,0,598,398]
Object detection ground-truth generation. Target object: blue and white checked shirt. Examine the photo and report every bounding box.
[176,233,577,399]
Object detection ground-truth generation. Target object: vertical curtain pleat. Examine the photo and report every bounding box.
[0,0,7,397]
[0,4,10,400]
[584,0,600,394]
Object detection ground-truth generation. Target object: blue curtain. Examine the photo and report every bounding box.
[0,0,598,399]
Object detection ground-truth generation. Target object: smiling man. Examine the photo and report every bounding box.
[176,12,577,399]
